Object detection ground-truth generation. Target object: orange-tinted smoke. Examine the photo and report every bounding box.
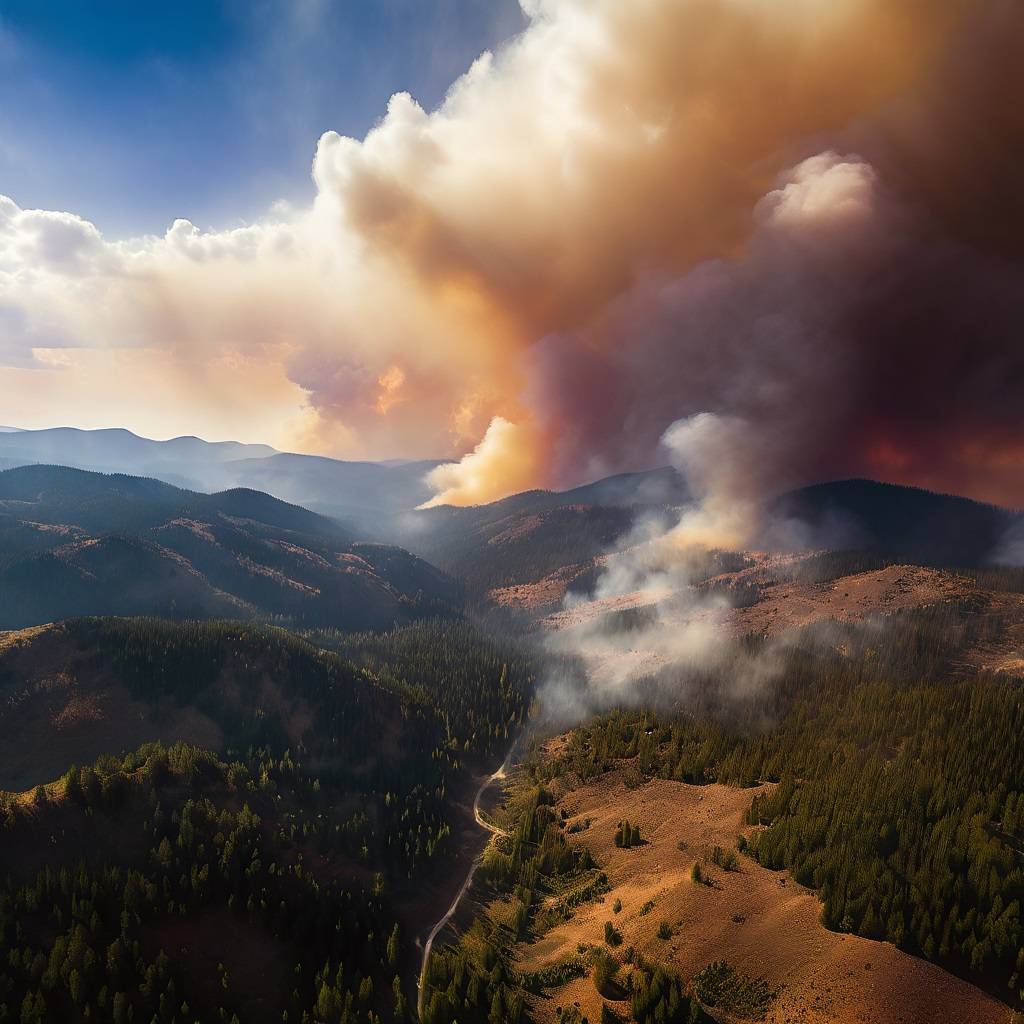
[406,0,1024,507]
[3,0,1021,510]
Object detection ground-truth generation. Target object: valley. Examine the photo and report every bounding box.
[416,751,513,1020]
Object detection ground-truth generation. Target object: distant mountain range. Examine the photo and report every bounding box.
[0,427,443,518]
[1,428,1019,614]
[0,464,460,630]
[0,426,694,528]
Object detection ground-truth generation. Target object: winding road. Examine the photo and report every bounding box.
[416,748,514,1019]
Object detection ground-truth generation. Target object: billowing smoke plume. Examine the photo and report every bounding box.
[535,411,771,724]
[419,416,537,508]
[1,0,1021,506]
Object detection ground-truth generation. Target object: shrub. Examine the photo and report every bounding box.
[592,950,618,995]
[693,960,779,1020]
[614,821,642,848]
[711,845,739,871]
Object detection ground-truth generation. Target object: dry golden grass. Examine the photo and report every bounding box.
[488,563,592,612]
[544,562,984,637]
[518,766,1010,1024]
[541,558,1024,684]
[729,564,982,637]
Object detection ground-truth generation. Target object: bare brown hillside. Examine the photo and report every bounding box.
[489,563,593,612]
[517,762,1009,1024]
[541,556,1024,675]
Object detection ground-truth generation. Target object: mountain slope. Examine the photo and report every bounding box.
[769,478,1020,566]
[0,618,421,792]
[421,476,1024,618]
[396,501,639,596]
[380,467,687,600]
[556,465,688,507]
[0,465,460,629]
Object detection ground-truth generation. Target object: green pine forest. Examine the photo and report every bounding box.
[0,617,534,1023]
[2,579,1024,1021]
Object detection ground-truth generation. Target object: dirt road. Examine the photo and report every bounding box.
[416,749,513,1019]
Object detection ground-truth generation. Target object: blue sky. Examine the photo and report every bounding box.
[0,0,525,238]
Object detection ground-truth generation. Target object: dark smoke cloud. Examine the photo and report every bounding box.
[505,0,1024,510]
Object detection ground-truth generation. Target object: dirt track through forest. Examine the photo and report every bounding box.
[415,747,514,1019]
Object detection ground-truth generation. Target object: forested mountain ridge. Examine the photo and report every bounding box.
[0,618,421,794]
[0,615,536,1022]
[767,478,1021,566]
[379,467,692,595]
[395,501,638,597]
[0,465,460,630]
